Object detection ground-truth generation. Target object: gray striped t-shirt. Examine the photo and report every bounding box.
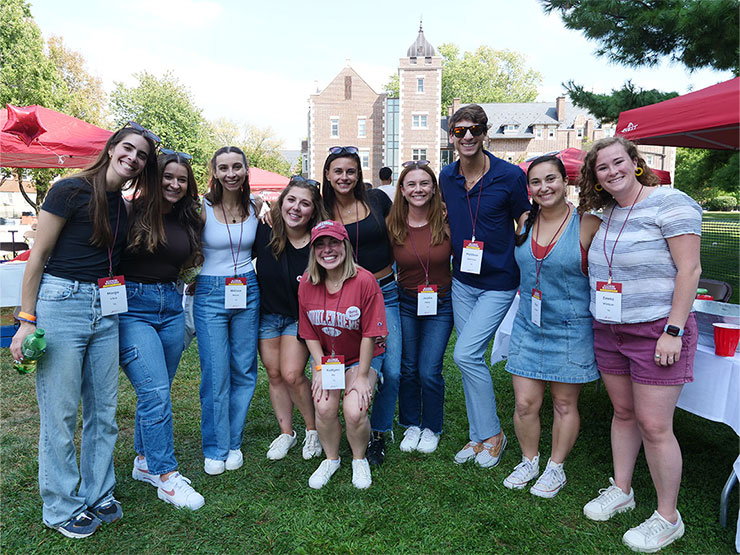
[588,187,702,324]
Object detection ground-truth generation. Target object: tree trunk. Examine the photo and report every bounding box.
[17,170,39,214]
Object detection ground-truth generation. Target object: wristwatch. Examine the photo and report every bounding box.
[664,324,684,337]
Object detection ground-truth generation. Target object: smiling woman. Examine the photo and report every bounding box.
[9,123,159,539]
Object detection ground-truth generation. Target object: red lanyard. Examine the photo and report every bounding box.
[602,185,644,283]
[407,223,432,285]
[465,181,484,242]
[221,204,245,277]
[322,281,345,355]
[106,195,122,277]
[336,201,360,262]
[533,205,571,288]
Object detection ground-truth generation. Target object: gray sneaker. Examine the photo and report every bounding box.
[474,434,507,468]
[47,510,101,539]
[90,498,122,524]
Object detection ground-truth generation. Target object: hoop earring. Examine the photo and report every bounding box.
[635,167,644,177]
[594,183,603,192]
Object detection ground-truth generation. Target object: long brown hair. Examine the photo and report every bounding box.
[205,146,256,216]
[74,127,158,247]
[268,179,327,258]
[577,136,661,213]
[127,153,204,264]
[387,164,448,246]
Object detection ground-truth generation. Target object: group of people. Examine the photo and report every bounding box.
[10,103,702,553]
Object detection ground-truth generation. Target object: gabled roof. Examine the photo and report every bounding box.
[313,65,381,97]
[406,22,436,58]
[475,101,600,139]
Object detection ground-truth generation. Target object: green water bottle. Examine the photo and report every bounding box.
[14,328,47,375]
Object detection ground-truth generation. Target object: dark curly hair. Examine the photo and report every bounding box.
[515,155,568,247]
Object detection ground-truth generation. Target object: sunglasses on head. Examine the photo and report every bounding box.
[126,121,161,144]
[160,148,192,161]
[451,124,486,138]
[328,146,359,155]
[290,175,320,187]
[402,160,431,169]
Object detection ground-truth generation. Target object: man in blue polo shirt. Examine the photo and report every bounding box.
[439,104,530,468]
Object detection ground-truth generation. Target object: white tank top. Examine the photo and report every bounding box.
[200,199,257,276]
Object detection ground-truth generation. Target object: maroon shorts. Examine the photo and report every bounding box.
[592,313,697,386]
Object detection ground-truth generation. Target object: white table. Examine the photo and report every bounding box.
[0,261,26,307]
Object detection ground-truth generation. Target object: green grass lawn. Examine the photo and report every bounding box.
[1,333,737,554]
[700,213,739,304]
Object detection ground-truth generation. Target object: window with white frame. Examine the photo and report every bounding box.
[417,77,424,93]
[503,124,519,135]
[535,128,543,139]
[412,148,427,161]
[360,150,370,170]
[412,114,428,129]
[576,128,584,138]
[357,118,366,138]
[645,153,655,165]
[330,117,339,138]
[548,127,555,138]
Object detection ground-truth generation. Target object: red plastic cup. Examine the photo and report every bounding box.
[713,323,740,357]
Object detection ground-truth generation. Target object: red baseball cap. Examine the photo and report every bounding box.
[310,220,349,244]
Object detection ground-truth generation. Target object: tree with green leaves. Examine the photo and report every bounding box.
[384,43,542,114]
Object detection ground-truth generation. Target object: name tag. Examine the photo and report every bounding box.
[531,288,542,327]
[225,277,247,309]
[595,281,622,323]
[98,275,127,316]
[461,240,484,274]
[417,284,438,316]
[321,355,345,390]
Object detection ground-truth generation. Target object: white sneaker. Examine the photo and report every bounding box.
[309,458,340,489]
[302,430,322,460]
[266,431,297,460]
[454,441,483,464]
[351,458,372,489]
[131,456,162,487]
[475,434,507,468]
[399,426,421,452]
[530,459,566,498]
[583,477,636,521]
[622,510,684,553]
[503,454,540,490]
[204,458,225,476]
[157,472,205,510]
[416,428,440,454]
[225,449,243,470]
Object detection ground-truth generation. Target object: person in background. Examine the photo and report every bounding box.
[253,177,327,461]
[503,155,600,498]
[438,104,530,468]
[321,147,400,467]
[120,150,205,510]
[10,123,158,538]
[377,166,396,201]
[298,221,387,489]
[579,137,701,553]
[387,160,452,454]
[193,146,261,476]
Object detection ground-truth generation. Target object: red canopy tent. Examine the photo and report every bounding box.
[616,77,740,150]
[518,148,671,184]
[1,105,113,168]
[248,167,291,202]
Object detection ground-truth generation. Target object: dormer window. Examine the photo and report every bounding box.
[503,124,519,135]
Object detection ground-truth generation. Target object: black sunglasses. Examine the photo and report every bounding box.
[451,124,486,138]
[328,146,359,155]
[290,175,320,187]
[402,159,431,169]
[160,148,192,161]
[126,121,161,144]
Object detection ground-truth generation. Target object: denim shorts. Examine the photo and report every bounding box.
[258,312,298,340]
[593,313,698,385]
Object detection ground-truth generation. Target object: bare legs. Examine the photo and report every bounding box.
[602,373,683,522]
[511,375,584,463]
[259,334,316,435]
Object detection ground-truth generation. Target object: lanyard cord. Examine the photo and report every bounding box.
[106,195,122,278]
[407,222,432,286]
[322,280,345,356]
[336,200,360,263]
[533,205,571,287]
[221,203,245,277]
[602,185,644,283]
[465,181,484,242]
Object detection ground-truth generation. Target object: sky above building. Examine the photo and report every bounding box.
[29,0,734,149]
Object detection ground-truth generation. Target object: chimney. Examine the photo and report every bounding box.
[556,96,565,122]
[452,97,460,115]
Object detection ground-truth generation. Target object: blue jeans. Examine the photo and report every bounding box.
[194,273,260,460]
[119,282,184,475]
[369,279,402,434]
[34,274,118,527]
[451,278,517,442]
[398,289,454,434]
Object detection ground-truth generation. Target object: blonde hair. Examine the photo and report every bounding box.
[306,237,357,285]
